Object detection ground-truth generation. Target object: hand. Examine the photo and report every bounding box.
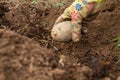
[71,28,81,42]
[71,21,82,42]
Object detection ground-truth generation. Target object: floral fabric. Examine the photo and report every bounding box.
[55,0,105,42]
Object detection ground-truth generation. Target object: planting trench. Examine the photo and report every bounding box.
[0,0,120,80]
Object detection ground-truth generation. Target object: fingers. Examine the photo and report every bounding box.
[71,29,81,42]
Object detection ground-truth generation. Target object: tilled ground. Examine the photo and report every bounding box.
[0,0,120,80]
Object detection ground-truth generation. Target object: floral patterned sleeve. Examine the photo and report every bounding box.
[54,0,105,42]
[54,7,71,25]
[55,0,105,25]
[65,0,104,42]
[70,0,105,27]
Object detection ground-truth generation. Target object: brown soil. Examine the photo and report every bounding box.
[0,0,120,80]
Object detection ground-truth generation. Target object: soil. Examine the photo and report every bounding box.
[0,0,120,80]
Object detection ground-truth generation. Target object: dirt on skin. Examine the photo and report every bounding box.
[0,0,120,80]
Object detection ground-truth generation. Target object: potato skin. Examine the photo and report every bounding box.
[51,21,73,42]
